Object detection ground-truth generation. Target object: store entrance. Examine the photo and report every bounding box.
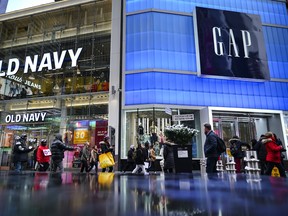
[212,111,285,147]
[213,116,257,145]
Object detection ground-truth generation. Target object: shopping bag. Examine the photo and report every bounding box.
[99,152,115,169]
[271,166,280,177]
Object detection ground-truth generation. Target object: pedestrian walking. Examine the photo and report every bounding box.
[132,144,149,175]
[80,142,91,173]
[123,145,135,172]
[36,139,51,171]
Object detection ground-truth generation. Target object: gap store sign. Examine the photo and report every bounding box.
[194,7,270,80]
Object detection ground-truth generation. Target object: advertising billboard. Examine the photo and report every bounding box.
[194,7,270,80]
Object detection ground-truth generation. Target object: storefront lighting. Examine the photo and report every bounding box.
[66,101,108,107]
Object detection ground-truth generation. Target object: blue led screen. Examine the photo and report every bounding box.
[125,72,288,110]
[126,0,288,26]
[125,0,288,110]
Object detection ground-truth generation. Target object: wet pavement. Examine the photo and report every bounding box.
[0,171,288,216]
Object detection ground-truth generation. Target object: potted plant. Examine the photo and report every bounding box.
[164,125,199,173]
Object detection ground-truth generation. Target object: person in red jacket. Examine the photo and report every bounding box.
[263,132,286,178]
[36,139,51,171]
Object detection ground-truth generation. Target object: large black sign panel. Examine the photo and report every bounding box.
[194,7,270,80]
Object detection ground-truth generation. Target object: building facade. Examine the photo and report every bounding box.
[117,0,288,166]
[0,0,287,170]
[0,0,112,169]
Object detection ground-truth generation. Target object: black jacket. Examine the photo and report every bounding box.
[127,148,134,163]
[51,139,74,162]
[163,143,175,169]
[204,131,218,157]
[13,141,33,162]
[253,138,266,160]
[135,147,145,165]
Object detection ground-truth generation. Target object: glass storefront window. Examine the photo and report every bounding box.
[122,108,202,159]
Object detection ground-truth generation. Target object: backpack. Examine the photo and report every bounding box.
[216,136,226,154]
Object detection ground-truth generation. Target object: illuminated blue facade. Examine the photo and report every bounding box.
[124,0,288,110]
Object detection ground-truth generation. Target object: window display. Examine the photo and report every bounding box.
[122,108,202,159]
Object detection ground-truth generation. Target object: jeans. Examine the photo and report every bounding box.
[15,162,22,172]
[206,157,218,173]
[51,160,64,172]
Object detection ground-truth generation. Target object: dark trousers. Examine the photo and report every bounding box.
[102,166,113,172]
[148,161,155,172]
[259,160,267,175]
[235,158,242,173]
[206,157,218,173]
[164,168,173,173]
[80,160,89,173]
[38,162,49,171]
[265,161,286,178]
[123,161,135,172]
[88,161,98,173]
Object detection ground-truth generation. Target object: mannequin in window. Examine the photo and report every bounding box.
[138,123,144,142]
[150,121,158,145]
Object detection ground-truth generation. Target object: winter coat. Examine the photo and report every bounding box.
[163,143,175,169]
[81,146,90,161]
[149,148,156,162]
[90,149,98,162]
[204,131,218,157]
[253,138,266,160]
[13,141,33,162]
[263,138,282,163]
[229,138,250,158]
[135,147,145,165]
[100,141,112,153]
[50,139,74,162]
[37,145,51,163]
[127,148,134,163]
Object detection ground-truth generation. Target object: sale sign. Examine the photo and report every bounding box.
[73,129,89,145]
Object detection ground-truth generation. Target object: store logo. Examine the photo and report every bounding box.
[5,112,47,123]
[0,47,82,77]
[194,7,270,80]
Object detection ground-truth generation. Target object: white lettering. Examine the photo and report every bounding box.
[0,60,4,76]
[15,115,21,122]
[24,55,38,73]
[28,114,35,122]
[7,58,20,75]
[40,112,47,121]
[53,50,67,69]
[34,113,40,122]
[228,29,240,57]
[38,53,53,71]
[212,27,224,56]
[23,114,29,122]
[68,48,83,67]
[241,30,251,58]
[5,115,11,123]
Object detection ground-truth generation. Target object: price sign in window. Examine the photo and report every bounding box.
[73,129,89,144]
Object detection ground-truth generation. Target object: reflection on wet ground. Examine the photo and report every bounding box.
[0,171,287,216]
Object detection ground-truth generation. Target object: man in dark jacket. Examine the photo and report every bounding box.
[50,133,75,172]
[204,123,219,173]
[13,134,34,173]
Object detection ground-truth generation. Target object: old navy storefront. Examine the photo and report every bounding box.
[120,0,288,167]
[0,0,112,170]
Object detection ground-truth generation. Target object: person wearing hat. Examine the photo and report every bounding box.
[50,133,75,172]
[13,135,34,173]
[263,132,286,177]
[122,145,136,173]
[36,139,51,171]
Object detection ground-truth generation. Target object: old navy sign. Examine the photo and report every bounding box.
[5,112,47,123]
[0,48,82,77]
[194,7,270,80]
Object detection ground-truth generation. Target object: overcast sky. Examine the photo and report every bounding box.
[6,0,54,12]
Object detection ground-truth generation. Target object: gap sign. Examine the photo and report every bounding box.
[194,7,270,80]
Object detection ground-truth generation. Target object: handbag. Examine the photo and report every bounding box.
[99,152,115,169]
